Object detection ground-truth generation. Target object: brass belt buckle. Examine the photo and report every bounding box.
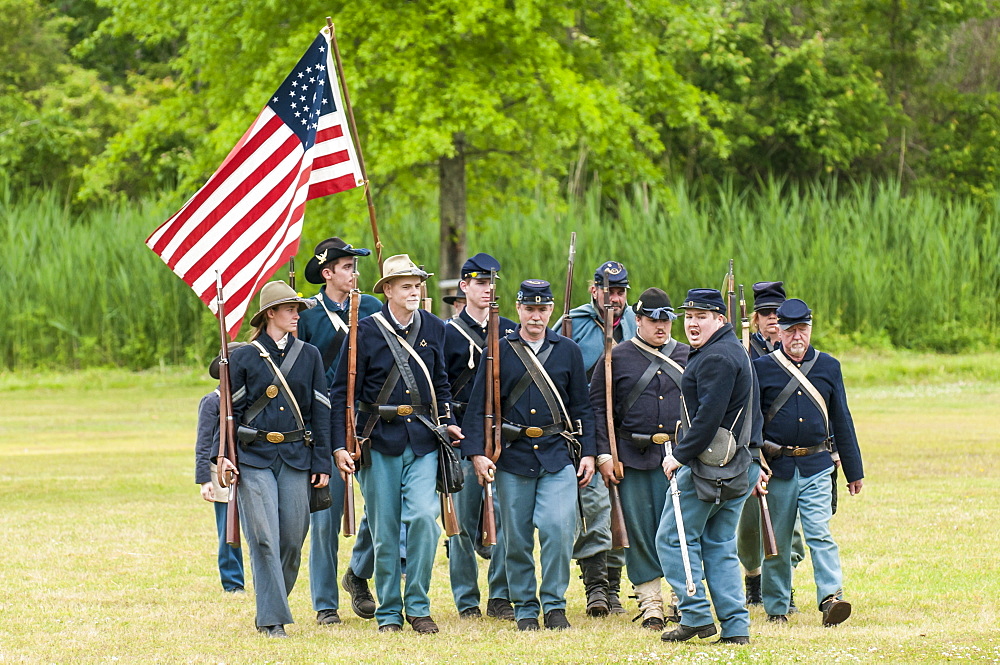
[525,426,544,438]
[397,405,413,416]
[266,431,285,443]
[792,447,808,457]
[651,433,670,445]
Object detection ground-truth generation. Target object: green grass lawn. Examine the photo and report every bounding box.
[1,353,999,663]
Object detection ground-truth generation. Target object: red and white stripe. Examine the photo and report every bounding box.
[146,34,362,339]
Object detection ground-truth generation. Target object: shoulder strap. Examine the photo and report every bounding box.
[317,293,350,334]
[749,336,767,357]
[446,316,486,395]
[503,340,553,412]
[371,312,439,419]
[767,351,828,434]
[250,339,306,430]
[508,340,570,428]
[629,338,684,385]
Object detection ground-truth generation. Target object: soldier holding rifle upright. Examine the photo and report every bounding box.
[330,255,460,635]
[589,288,690,630]
[554,261,636,616]
[225,282,332,638]
[754,299,864,626]
[463,280,596,631]
[443,253,517,621]
[655,288,762,645]
[297,237,382,626]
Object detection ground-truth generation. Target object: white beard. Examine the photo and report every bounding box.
[403,300,420,312]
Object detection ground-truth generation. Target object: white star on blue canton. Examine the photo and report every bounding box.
[300,117,308,124]
[297,72,305,78]
[306,66,312,73]
[290,102,297,109]
[309,77,316,83]
[300,95,306,101]
[294,111,301,117]
[318,64,325,70]
[321,98,328,105]
[272,96,278,103]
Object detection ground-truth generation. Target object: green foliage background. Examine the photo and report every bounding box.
[2,0,1000,368]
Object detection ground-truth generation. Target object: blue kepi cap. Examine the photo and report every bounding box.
[776,298,812,329]
[678,288,727,316]
[516,279,555,305]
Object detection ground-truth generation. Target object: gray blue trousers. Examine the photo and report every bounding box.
[238,457,310,627]
[448,459,509,611]
[357,446,440,626]
[573,473,627,568]
[618,468,668,585]
[656,465,755,638]
[308,466,345,612]
[737,462,805,573]
[763,466,843,615]
[212,501,245,592]
[496,465,577,620]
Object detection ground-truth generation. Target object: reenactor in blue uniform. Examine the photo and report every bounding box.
[330,255,460,634]
[656,288,760,645]
[443,253,518,621]
[738,279,805,607]
[443,286,467,317]
[463,280,596,631]
[553,261,636,616]
[226,281,332,637]
[298,237,382,625]
[590,288,689,630]
[754,299,864,626]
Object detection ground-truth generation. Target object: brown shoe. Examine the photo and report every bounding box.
[821,596,852,627]
[406,615,440,634]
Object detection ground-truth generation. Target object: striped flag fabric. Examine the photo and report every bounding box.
[146,30,363,339]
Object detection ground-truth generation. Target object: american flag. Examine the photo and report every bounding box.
[146,30,363,338]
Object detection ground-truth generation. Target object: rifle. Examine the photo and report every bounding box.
[288,257,296,292]
[760,479,779,558]
[479,270,501,547]
[724,259,737,326]
[670,423,696,596]
[418,267,460,536]
[739,284,750,352]
[342,263,361,537]
[560,232,577,338]
[214,272,240,548]
[602,273,629,550]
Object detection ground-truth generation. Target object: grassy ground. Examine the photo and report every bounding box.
[1,352,998,663]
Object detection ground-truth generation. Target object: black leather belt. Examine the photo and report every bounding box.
[358,402,431,419]
[237,425,306,445]
[778,440,832,457]
[619,430,673,447]
[501,421,565,442]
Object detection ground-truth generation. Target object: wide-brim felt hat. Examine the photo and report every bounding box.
[304,237,371,284]
[752,281,786,311]
[249,281,312,327]
[209,342,248,379]
[372,254,432,294]
[443,286,467,305]
[633,287,675,320]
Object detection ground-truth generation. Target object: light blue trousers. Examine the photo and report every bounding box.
[737,462,805,572]
[308,465,345,611]
[618,468,668,585]
[212,501,245,592]
[238,458,310,627]
[655,465,755,638]
[573,472,627,568]
[358,446,440,626]
[762,466,843,615]
[448,459,509,611]
[496,465,577,620]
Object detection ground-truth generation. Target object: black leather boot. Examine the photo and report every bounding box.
[578,553,610,617]
[607,566,627,614]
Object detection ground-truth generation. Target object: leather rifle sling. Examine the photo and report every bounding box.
[509,340,572,430]
[767,351,829,438]
[502,342,554,415]
[357,312,423,439]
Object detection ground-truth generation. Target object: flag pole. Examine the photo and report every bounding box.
[326,17,384,271]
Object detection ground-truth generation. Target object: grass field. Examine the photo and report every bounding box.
[1,352,999,663]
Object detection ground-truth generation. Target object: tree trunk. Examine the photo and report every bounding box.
[439,132,467,288]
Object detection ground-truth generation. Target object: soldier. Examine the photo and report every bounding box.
[590,288,689,630]
[443,286,467,317]
[330,255,460,634]
[225,282,331,638]
[463,279,596,631]
[443,254,517,621]
[298,237,382,626]
[656,288,760,645]
[553,261,636,616]
[738,279,804,608]
[747,281,785,359]
[754,299,864,626]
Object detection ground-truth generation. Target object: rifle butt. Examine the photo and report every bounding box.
[480,482,498,547]
[225,483,241,548]
[342,473,357,537]
[609,485,629,550]
[441,492,461,537]
[760,494,779,558]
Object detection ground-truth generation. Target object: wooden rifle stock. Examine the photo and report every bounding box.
[214,273,240,548]
[560,232,577,338]
[480,273,502,546]
[602,274,629,550]
[760,485,779,558]
[739,284,750,352]
[342,287,361,537]
[724,259,736,326]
